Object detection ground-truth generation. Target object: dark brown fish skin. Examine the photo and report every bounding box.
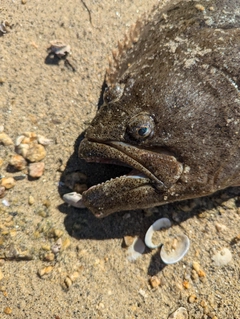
[79,0,240,217]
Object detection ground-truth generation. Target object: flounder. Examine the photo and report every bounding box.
[78,0,240,217]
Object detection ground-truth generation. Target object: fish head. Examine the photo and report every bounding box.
[78,0,240,217]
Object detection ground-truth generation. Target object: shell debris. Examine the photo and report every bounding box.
[126,237,145,262]
[160,234,190,264]
[144,218,172,249]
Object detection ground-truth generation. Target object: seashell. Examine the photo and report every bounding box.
[126,237,145,262]
[63,192,86,208]
[168,307,188,319]
[160,234,190,264]
[212,247,232,266]
[15,143,30,157]
[15,135,25,146]
[37,135,53,146]
[144,218,172,249]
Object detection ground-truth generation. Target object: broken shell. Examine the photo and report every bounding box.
[63,192,86,208]
[144,218,172,249]
[160,234,190,264]
[126,237,145,262]
[212,247,232,266]
[168,307,188,319]
[37,135,53,146]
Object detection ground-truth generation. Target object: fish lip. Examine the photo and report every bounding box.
[79,138,166,187]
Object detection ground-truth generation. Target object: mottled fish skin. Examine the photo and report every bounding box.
[79,0,240,217]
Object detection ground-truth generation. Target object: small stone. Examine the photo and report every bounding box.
[9,154,27,170]
[123,235,135,247]
[212,247,232,266]
[182,280,190,289]
[149,275,161,288]
[22,0,27,4]
[4,307,12,315]
[38,266,53,277]
[195,4,205,11]
[188,294,197,303]
[192,261,201,272]
[61,237,71,250]
[68,271,79,282]
[28,195,35,205]
[0,132,13,146]
[25,144,46,162]
[0,269,4,280]
[168,307,188,319]
[198,269,206,277]
[51,238,62,254]
[43,199,51,208]
[64,277,72,288]
[1,177,16,189]
[43,252,55,261]
[215,222,227,232]
[231,234,240,244]
[28,162,45,178]
[0,186,5,198]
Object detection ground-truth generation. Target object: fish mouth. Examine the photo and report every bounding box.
[78,138,183,217]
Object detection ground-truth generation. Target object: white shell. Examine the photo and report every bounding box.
[168,307,188,319]
[63,192,85,208]
[144,218,172,249]
[160,234,190,264]
[126,237,145,262]
[212,247,232,266]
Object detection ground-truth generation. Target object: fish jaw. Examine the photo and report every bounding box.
[78,138,183,217]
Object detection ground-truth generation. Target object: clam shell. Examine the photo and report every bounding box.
[63,192,85,208]
[144,218,172,249]
[160,234,190,264]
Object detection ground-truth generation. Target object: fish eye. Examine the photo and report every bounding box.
[103,84,124,104]
[127,113,155,141]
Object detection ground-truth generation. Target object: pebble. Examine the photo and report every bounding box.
[38,266,53,277]
[149,275,161,288]
[25,144,46,162]
[28,195,35,205]
[123,235,135,247]
[215,222,227,232]
[212,247,232,266]
[168,307,188,319]
[51,238,62,254]
[61,237,71,250]
[43,252,55,261]
[68,271,80,282]
[4,307,12,315]
[28,162,45,178]
[64,276,72,288]
[9,154,27,170]
[0,186,5,198]
[0,132,13,146]
[1,177,16,189]
[188,294,197,303]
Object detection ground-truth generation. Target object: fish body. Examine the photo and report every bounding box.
[79,0,240,217]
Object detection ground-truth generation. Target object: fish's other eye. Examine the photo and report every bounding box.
[103,84,124,104]
[127,113,155,141]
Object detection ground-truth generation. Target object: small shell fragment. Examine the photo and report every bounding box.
[212,247,232,266]
[160,234,190,264]
[126,237,145,262]
[144,218,172,249]
[63,192,86,208]
[168,307,188,319]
